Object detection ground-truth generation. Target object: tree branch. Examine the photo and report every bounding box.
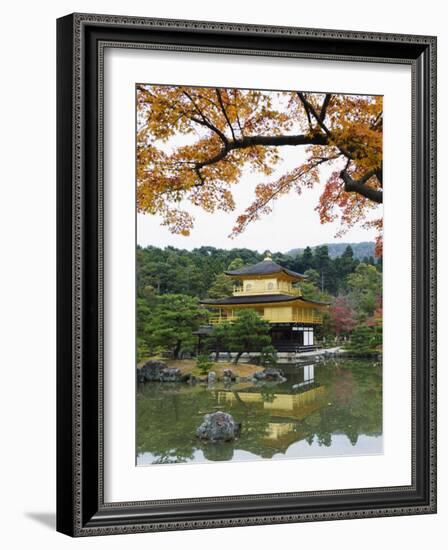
[136,84,153,97]
[183,91,229,145]
[238,155,340,229]
[318,94,332,124]
[233,89,245,137]
[194,132,329,172]
[375,165,383,186]
[297,92,353,160]
[301,98,314,132]
[371,111,383,128]
[340,169,382,203]
[216,88,236,141]
[297,93,331,136]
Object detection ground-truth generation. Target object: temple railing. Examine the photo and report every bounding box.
[292,310,323,324]
[232,286,301,296]
[208,310,323,325]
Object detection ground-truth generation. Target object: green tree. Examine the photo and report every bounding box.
[371,322,382,351]
[300,279,320,301]
[346,263,382,320]
[228,310,271,364]
[260,345,278,368]
[207,257,244,298]
[205,322,232,360]
[314,309,334,343]
[300,269,332,303]
[227,257,245,271]
[333,245,359,292]
[196,354,214,375]
[144,294,207,358]
[207,273,233,299]
[301,246,314,271]
[304,268,320,286]
[367,301,383,351]
[136,297,153,362]
[345,325,375,355]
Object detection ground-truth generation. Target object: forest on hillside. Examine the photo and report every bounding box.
[287,241,376,260]
[136,244,382,361]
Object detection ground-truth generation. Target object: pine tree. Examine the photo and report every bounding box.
[346,325,374,355]
[229,310,271,365]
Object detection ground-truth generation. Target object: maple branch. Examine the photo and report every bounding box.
[235,108,244,137]
[194,132,329,173]
[232,89,245,138]
[375,165,383,186]
[297,92,353,160]
[215,88,236,141]
[301,99,314,131]
[235,155,339,232]
[188,115,228,144]
[371,111,383,128]
[136,84,154,98]
[182,91,229,145]
[340,168,383,203]
[318,94,332,123]
[297,93,331,135]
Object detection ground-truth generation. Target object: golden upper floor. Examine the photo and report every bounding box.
[233,277,302,297]
[226,255,306,297]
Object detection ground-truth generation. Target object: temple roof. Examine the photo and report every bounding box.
[200,294,329,306]
[224,258,306,280]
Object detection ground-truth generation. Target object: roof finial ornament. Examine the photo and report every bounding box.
[263,251,272,261]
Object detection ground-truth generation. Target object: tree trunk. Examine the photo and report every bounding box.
[173,340,182,359]
[233,351,243,365]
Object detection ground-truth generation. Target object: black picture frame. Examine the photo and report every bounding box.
[56,13,437,537]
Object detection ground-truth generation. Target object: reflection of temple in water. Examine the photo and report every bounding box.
[216,364,326,454]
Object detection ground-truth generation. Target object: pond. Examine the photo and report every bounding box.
[136,358,382,465]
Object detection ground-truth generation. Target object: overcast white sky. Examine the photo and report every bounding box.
[137,144,381,252]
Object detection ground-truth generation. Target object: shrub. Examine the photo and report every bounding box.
[196,354,214,375]
[345,325,375,355]
[260,345,278,368]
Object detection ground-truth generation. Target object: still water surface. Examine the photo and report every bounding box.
[137,358,382,465]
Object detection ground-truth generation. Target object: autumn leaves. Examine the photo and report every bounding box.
[136,86,382,252]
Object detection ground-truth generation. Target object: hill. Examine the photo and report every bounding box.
[287,242,375,260]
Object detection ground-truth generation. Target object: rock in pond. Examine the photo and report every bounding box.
[181,373,197,384]
[139,360,168,382]
[222,368,236,381]
[196,411,241,442]
[252,368,286,383]
[159,367,181,382]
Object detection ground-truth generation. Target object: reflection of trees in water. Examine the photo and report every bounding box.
[137,385,202,463]
[136,358,382,463]
[304,359,383,447]
[259,385,278,403]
